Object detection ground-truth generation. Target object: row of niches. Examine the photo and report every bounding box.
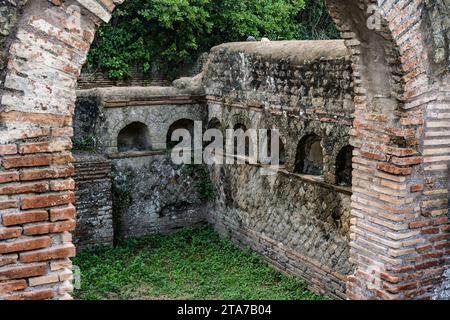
[296,134,353,187]
[117,119,195,153]
[116,118,353,188]
[210,119,353,187]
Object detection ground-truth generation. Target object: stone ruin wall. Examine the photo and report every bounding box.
[0,1,28,83]
[73,85,208,241]
[111,155,208,239]
[0,0,103,300]
[203,41,355,298]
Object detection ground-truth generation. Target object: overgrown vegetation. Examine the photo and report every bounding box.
[111,172,135,242]
[298,0,340,40]
[73,226,326,300]
[72,136,96,152]
[85,0,338,80]
[184,164,216,201]
[197,166,216,201]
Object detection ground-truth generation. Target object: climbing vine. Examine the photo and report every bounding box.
[85,0,338,80]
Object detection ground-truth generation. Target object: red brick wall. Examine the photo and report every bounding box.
[0,0,120,300]
[326,0,450,299]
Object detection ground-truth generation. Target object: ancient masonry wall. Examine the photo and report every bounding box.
[74,85,208,239]
[111,154,208,239]
[325,0,450,300]
[0,1,28,78]
[75,85,205,153]
[203,40,355,298]
[73,153,113,249]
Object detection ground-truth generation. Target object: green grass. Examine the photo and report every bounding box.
[73,226,326,300]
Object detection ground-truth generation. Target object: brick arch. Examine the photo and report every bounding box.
[0,0,123,300]
[326,0,449,300]
[0,0,448,300]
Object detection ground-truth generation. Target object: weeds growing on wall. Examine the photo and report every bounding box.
[298,0,340,40]
[112,171,135,242]
[197,166,216,201]
[72,136,96,152]
[183,164,216,202]
[84,0,339,80]
[73,226,327,300]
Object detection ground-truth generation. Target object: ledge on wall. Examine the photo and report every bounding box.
[214,151,352,196]
[208,40,351,65]
[76,74,206,108]
[107,150,166,159]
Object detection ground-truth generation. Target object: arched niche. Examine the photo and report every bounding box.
[336,145,353,186]
[264,129,286,166]
[166,118,195,150]
[207,117,222,130]
[294,134,324,175]
[117,122,152,152]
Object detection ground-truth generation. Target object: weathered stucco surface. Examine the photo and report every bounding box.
[75,85,205,152]
[73,82,208,239]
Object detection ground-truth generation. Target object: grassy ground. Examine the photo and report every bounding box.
[73,226,326,300]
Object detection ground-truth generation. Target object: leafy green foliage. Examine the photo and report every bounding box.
[86,0,214,80]
[85,0,340,81]
[204,0,305,47]
[196,166,216,201]
[72,136,96,152]
[73,226,327,300]
[297,0,340,40]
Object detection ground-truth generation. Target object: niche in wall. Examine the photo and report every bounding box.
[205,117,223,150]
[294,134,324,175]
[336,145,353,186]
[207,117,222,130]
[117,122,152,152]
[166,119,195,149]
